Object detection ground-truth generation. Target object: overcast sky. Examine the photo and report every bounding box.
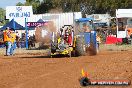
[0,0,26,9]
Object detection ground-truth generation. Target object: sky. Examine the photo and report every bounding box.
[0,0,26,9]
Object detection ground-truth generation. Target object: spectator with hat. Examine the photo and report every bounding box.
[3,27,12,56]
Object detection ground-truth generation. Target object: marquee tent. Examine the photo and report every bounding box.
[116,9,132,18]
[115,9,132,39]
[0,19,24,30]
[37,19,44,22]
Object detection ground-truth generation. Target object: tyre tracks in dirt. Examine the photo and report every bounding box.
[0,50,132,88]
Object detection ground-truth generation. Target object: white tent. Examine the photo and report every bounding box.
[115,9,132,38]
[116,9,132,18]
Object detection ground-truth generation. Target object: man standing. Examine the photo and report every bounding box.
[10,29,16,55]
[3,27,12,56]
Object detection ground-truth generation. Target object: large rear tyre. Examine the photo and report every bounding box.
[75,36,86,56]
[86,42,99,55]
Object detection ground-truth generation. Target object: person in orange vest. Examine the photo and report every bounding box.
[10,28,16,55]
[3,27,12,56]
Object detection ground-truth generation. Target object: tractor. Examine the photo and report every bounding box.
[50,18,99,57]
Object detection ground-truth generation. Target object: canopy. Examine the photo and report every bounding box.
[116,9,132,18]
[76,18,93,22]
[37,19,44,22]
[0,19,24,30]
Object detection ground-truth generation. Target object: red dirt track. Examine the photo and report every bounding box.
[0,50,132,88]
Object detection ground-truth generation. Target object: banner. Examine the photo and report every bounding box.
[6,6,33,19]
[27,22,48,27]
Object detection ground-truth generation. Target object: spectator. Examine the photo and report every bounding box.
[3,27,12,56]
[10,29,16,55]
[130,33,132,39]
[16,35,20,48]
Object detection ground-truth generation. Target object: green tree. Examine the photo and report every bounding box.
[37,0,53,13]
[15,0,132,16]
[16,2,24,6]
[0,8,6,26]
[25,0,40,13]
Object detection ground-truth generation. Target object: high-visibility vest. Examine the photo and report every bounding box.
[11,32,16,43]
[3,30,11,42]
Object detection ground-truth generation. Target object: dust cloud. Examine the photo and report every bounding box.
[35,8,63,48]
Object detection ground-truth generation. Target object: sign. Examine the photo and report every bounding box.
[27,22,48,27]
[6,6,33,19]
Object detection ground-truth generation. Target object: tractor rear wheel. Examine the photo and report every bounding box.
[86,42,98,55]
[75,36,86,56]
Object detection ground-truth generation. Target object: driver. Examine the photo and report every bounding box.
[82,23,91,32]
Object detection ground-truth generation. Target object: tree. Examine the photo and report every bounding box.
[16,2,24,6]
[15,0,132,16]
[25,0,41,13]
[37,0,53,13]
[0,8,6,26]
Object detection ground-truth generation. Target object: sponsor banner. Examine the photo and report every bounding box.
[6,6,33,19]
[27,22,48,27]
